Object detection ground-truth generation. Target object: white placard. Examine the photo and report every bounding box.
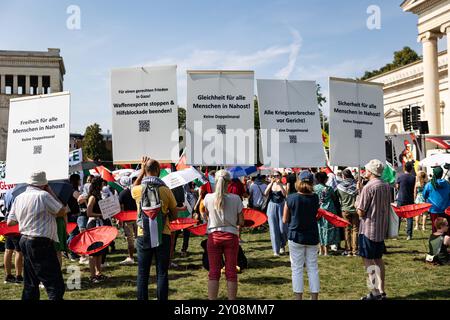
[98,195,121,220]
[257,80,326,168]
[6,92,70,184]
[186,71,255,166]
[329,78,386,167]
[69,148,83,172]
[162,167,203,190]
[111,65,179,164]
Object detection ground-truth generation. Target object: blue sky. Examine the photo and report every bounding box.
[1,0,446,133]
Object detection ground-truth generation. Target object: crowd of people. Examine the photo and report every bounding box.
[1,157,449,301]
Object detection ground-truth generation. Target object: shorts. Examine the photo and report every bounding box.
[358,234,385,260]
[5,235,22,252]
[123,221,137,248]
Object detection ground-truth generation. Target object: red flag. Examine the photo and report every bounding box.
[176,153,189,171]
[120,164,132,169]
[95,166,115,182]
[201,168,213,194]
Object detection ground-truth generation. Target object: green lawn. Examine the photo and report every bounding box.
[0,222,449,300]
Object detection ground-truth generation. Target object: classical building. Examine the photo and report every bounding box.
[0,48,65,160]
[372,0,450,136]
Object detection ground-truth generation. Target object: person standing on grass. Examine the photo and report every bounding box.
[356,159,392,300]
[264,171,288,256]
[7,171,66,300]
[314,172,340,256]
[337,168,359,257]
[395,161,416,240]
[283,171,320,300]
[132,157,185,301]
[423,166,450,233]
[203,170,244,300]
[86,176,109,283]
[118,176,138,265]
[414,171,428,231]
[3,189,23,284]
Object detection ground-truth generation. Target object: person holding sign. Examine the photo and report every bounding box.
[7,171,66,300]
[86,176,110,284]
[132,157,185,301]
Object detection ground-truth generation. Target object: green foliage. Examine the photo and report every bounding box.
[361,46,420,80]
[82,123,110,161]
[178,107,186,129]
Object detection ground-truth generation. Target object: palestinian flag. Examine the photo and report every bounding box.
[95,166,115,182]
[381,162,396,185]
[176,153,189,171]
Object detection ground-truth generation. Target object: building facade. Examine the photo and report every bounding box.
[375,0,450,135]
[0,48,65,160]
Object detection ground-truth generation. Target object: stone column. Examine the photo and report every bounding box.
[13,75,18,95]
[441,23,450,133]
[25,76,30,95]
[419,31,441,134]
[37,76,42,95]
[0,75,5,94]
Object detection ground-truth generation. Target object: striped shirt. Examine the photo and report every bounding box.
[357,178,392,242]
[7,186,63,242]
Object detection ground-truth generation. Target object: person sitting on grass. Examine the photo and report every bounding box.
[428,217,450,265]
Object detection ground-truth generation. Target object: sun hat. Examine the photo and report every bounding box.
[365,159,384,177]
[27,171,48,186]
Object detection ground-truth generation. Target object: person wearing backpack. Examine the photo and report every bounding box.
[132,157,185,301]
[248,175,268,211]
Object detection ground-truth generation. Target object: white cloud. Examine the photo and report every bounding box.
[275,29,302,79]
[138,30,302,107]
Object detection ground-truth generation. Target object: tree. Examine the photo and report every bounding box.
[178,107,186,129]
[82,123,109,162]
[361,46,420,80]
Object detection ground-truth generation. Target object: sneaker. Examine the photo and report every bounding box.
[341,251,349,256]
[119,257,135,265]
[69,252,79,261]
[90,276,100,284]
[4,275,16,284]
[79,256,89,265]
[406,236,411,241]
[361,292,382,300]
[15,275,23,284]
[39,283,45,289]
[273,253,280,257]
[280,247,285,255]
[380,292,387,300]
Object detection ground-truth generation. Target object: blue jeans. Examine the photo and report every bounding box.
[19,237,65,300]
[267,201,287,255]
[136,234,171,300]
[397,201,413,237]
[77,215,88,231]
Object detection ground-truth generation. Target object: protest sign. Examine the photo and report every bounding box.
[69,148,83,172]
[257,80,326,168]
[0,162,15,213]
[111,65,179,164]
[98,195,121,220]
[5,92,70,184]
[329,77,385,167]
[161,167,203,190]
[186,71,255,166]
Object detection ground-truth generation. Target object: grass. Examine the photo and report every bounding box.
[0,221,449,300]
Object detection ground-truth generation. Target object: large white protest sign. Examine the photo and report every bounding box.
[6,92,70,184]
[257,80,326,168]
[329,77,385,167]
[111,65,179,164]
[186,71,255,166]
[98,195,121,220]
